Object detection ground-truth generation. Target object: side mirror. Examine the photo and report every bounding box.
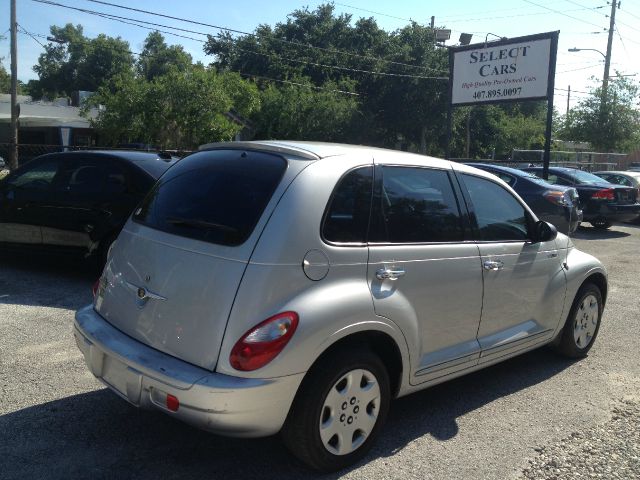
[534,220,557,243]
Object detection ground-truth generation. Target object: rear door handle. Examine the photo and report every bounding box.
[376,268,406,280]
[483,260,504,271]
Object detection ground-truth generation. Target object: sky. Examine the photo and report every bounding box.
[2,0,639,112]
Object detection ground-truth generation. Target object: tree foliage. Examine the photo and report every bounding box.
[31,24,134,99]
[204,3,546,157]
[557,76,640,153]
[252,77,359,141]
[85,67,260,149]
[137,31,193,81]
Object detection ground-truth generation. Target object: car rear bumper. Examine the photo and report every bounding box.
[582,203,640,223]
[74,305,304,437]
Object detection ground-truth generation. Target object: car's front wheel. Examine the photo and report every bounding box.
[282,347,390,472]
[554,282,603,358]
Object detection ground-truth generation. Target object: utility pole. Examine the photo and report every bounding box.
[566,85,571,116]
[430,16,435,28]
[9,0,19,171]
[603,0,617,98]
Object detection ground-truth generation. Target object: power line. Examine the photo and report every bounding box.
[555,87,591,94]
[556,63,604,74]
[17,25,46,48]
[232,45,448,80]
[238,73,360,96]
[76,0,446,74]
[448,7,608,23]
[562,0,608,17]
[522,0,607,29]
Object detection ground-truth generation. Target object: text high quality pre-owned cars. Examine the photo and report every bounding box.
[74,142,607,471]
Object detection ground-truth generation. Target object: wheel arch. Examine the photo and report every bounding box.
[306,330,405,398]
[584,272,608,306]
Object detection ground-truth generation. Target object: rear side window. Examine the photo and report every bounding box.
[133,150,286,246]
[322,166,373,243]
[372,166,464,243]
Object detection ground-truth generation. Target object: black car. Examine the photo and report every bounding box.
[523,167,640,229]
[0,151,177,265]
[467,163,581,235]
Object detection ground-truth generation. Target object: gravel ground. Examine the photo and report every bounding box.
[1,224,639,479]
[520,398,640,479]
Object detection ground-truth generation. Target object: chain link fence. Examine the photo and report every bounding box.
[510,149,627,171]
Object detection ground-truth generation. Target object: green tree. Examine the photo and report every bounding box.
[137,31,193,81]
[558,76,640,152]
[31,24,134,99]
[252,77,359,141]
[205,4,450,151]
[84,67,260,149]
[0,64,10,94]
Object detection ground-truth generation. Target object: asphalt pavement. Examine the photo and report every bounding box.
[1,224,639,479]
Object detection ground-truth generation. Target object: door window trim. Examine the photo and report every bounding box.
[320,165,374,247]
[367,164,472,246]
[453,170,537,244]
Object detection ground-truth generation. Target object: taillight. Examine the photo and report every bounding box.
[544,190,572,206]
[592,188,615,201]
[92,278,101,298]
[230,311,299,371]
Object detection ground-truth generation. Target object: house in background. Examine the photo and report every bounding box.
[0,93,98,164]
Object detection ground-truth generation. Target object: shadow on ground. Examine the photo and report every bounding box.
[0,349,577,480]
[572,225,631,240]
[0,250,95,309]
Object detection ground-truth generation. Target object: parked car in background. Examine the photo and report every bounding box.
[467,163,581,235]
[523,167,640,229]
[627,162,640,172]
[0,150,177,266]
[76,142,607,471]
[593,170,640,194]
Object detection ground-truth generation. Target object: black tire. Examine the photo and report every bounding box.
[554,282,603,358]
[281,347,391,472]
[590,219,612,230]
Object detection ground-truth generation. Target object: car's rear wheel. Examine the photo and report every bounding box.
[590,218,612,230]
[554,282,603,358]
[282,347,390,472]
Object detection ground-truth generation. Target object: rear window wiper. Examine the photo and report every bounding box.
[166,216,239,234]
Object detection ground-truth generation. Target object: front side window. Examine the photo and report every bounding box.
[372,166,464,243]
[322,166,373,243]
[133,150,286,246]
[461,174,529,242]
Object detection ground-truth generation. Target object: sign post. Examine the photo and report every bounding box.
[446,31,559,179]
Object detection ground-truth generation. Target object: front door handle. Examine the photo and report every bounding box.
[483,260,504,271]
[376,268,406,280]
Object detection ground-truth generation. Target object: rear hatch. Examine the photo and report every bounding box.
[611,186,637,204]
[93,149,304,370]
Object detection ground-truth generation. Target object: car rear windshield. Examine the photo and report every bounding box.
[133,149,287,246]
[567,170,609,185]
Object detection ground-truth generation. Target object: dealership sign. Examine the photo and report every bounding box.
[449,32,557,106]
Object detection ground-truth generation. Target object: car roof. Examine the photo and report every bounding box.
[37,150,178,179]
[595,170,640,176]
[197,141,513,185]
[199,140,443,162]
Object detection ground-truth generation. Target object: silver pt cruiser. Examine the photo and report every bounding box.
[74,141,607,471]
